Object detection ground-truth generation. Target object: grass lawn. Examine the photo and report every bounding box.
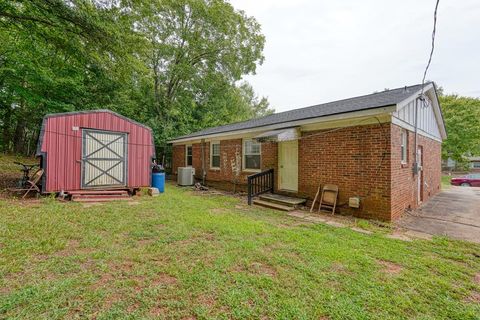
[1,185,479,319]
[441,175,452,189]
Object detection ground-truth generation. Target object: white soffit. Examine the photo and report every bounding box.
[254,128,299,142]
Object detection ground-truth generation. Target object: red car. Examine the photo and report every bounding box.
[451,174,480,187]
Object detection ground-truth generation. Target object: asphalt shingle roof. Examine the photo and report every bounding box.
[172,83,427,141]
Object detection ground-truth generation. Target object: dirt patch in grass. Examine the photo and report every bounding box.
[54,239,86,257]
[247,262,277,277]
[377,260,403,275]
[465,291,480,303]
[474,273,480,285]
[91,260,139,290]
[173,233,216,247]
[102,292,124,310]
[151,273,177,286]
[197,294,216,308]
[149,306,169,317]
[93,273,116,290]
[126,300,141,313]
[136,238,155,246]
[0,282,12,295]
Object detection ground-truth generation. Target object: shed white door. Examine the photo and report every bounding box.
[278,140,298,191]
[81,129,127,188]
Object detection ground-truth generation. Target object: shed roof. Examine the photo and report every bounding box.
[40,109,153,131]
[171,83,429,142]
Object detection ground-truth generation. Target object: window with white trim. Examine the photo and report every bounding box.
[186,145,193,166]
[210,142,220,169]
[401,129,408,164]
[243,139,261,170]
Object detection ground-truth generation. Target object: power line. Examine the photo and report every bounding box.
[39,115,385,150]
[420,0,440,98]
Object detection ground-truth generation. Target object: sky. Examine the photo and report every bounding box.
[229,0,480,113]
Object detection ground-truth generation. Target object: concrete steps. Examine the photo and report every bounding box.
[253,199,296,211]
[253,193,306,211]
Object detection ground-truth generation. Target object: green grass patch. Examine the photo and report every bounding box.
[442,175,452,189]
[1,184,479,319]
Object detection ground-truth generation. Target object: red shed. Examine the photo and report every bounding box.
[36,110,155,193]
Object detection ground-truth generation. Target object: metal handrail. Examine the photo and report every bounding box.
[247,168,274,205]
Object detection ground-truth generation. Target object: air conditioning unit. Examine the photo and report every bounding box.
[177,167,195,186]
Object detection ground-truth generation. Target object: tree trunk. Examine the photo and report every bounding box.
[1,105,12,153]
[13,117,26,154]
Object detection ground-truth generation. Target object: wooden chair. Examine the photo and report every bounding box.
[21,169,44,199]
[318,184,338,214]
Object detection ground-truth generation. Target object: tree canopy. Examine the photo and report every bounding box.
[439,94,480,162]
[0,0,272,157]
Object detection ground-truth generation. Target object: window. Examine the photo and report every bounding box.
[401,129,408,164]
[473,162,480,169]
[186,145,193,166]
[210,142,220,169]
[243,139,261,170]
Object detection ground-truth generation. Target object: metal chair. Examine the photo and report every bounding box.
[20,169,44,199]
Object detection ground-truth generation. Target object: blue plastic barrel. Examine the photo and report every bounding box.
[151,172,165,193]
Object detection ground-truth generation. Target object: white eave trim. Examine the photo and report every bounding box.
[169,105,396,144]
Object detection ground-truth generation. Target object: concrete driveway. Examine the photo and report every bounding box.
[398,186,480,243]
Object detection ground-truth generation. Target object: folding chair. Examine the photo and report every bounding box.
[21,169,44,199]
[318,184,338,214]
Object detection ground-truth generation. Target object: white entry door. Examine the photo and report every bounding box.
[81,129,127,188]
[278,140,298,191]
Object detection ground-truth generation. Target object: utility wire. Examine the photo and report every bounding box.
[420,0,440,98]
[38,115,385,149]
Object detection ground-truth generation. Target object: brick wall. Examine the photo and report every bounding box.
[172,144,185,177]
[390,124,442,219]
[171,139,278,192]
[171,123,442,221]
[298,124,392,220]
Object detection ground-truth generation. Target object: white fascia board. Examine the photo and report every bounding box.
[169,106,396,144]
[394,83,447,139]
[427,87,447,139]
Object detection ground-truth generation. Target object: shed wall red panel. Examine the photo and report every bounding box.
[38,111,154,192]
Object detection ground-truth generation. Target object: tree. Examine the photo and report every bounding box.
[0,0,132,154]
[0,0,272,157]
[125,0,267,146]
[440,94,480,162]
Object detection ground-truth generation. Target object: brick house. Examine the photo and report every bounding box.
[170,83,446,221]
